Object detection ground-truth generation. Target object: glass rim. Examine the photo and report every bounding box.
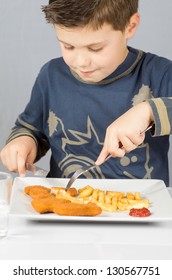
[0,172,12,180]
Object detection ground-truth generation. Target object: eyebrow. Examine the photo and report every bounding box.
[57,38,106,47]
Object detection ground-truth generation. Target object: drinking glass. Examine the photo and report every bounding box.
[0,172,12,237]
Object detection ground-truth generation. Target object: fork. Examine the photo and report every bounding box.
[65,123,153,191]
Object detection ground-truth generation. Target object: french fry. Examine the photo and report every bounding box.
[126,192,135,200]
[97,202,117,212]
[106,191,124,199]
[78,185,94,198]
[78,185,89,193]
[92,189,99,200]
[134,192,141,200]
[120,198,128,204]
[98,191,105,203]
[105,195,112,204]
[111,196,118,205]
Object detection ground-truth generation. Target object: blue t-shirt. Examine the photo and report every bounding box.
[11,47,172,186]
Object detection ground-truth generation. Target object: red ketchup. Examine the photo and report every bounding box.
[129,207,151,217]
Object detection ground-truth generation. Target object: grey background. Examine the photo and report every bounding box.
[0,0,172,184]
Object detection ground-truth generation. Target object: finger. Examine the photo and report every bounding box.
[104,135,126,158]
[118,135,138,153]
[105,145,126,158]
[96,139,126,165]
[139,132,146,144]
[95,146,109,165]
[26,151,36,165]
[1,150,18,173]
[17,154,27,177]
[25,162,36,173]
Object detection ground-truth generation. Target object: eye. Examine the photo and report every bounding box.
[63,45,74,50]
[89,47,103,52]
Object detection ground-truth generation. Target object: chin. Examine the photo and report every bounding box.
[80,74,103,83]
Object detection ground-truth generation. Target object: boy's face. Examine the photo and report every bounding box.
[55,23,132,83]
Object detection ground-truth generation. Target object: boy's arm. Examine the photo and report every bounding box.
[0,125,50,176]
[5,63,51,163]
[96,101,154,165]
[96,97,172,165]
[1,62,51,175]
[146,97,172,136]
[6,125,50,162]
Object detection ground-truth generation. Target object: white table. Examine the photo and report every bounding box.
[0,189,172,260]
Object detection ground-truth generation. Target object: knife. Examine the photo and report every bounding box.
[25,162,48,177]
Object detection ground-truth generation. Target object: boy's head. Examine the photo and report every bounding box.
[42,1,140,83]
[44,0,138,31]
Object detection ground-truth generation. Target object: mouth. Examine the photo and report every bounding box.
[80,70,96,76]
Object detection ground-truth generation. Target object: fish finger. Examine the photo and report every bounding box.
[53,202,102,216]
[31,196,71,214]
[24,185,51,199]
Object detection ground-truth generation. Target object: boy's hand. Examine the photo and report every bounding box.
[0,136,37,177]
[96,102,154,165]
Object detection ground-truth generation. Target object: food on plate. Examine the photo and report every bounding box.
[24,185,52,199]
[31,196,70,214]
[90,190,118,212]
[53,202,102,216]
[117,199,149,211]
[24,184,150,217]
[25,185,101,216]
[77,185,94,198]
[52,186,78,197]
[129,207,151,217]
[71,185,150,213]
[106,191,124,200]
[53,185,150,213]
[94,200,117,212]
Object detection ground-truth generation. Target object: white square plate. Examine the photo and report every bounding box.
[10,177,172,222]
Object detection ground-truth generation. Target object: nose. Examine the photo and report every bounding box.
[75,51,91,68]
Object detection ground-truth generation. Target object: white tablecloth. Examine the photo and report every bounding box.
[1,189,172,260]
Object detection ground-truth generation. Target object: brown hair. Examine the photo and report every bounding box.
[42,0,138,31]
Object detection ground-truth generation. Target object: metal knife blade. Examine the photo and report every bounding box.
[25,163,48,177]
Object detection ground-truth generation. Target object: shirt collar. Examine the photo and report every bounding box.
[70,47,143,85]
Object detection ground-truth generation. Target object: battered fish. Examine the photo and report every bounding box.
[24,185,52,199]
[31,196,71,214]
[53,202,102,216]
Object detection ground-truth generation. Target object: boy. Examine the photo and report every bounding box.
[0,0,172,186]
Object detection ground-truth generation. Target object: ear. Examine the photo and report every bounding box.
[125,13,140,39]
